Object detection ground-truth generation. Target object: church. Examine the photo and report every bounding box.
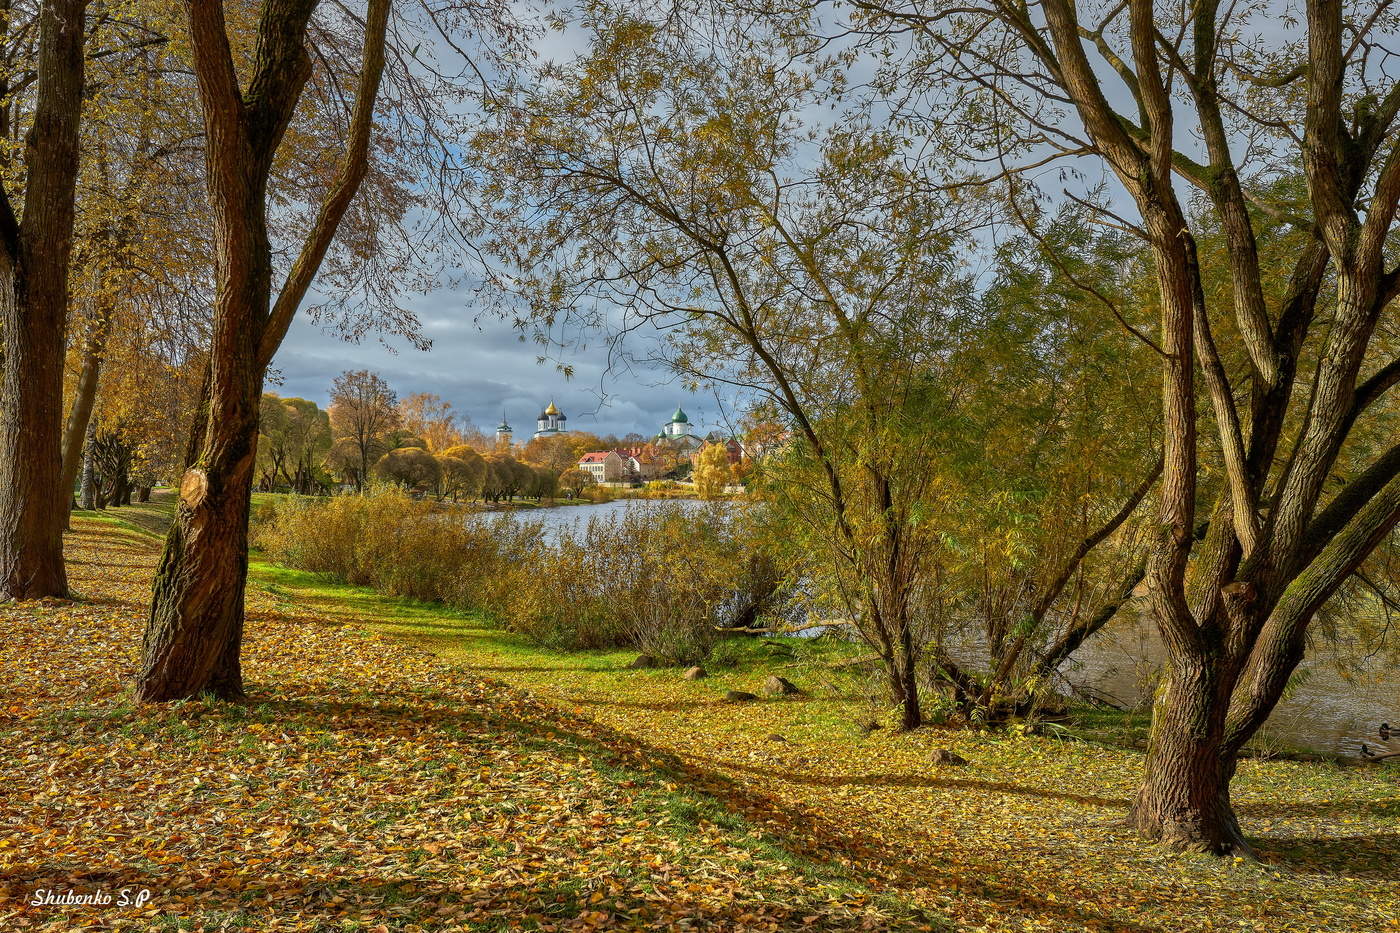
[653,406,704,455]
[533,401,567,439]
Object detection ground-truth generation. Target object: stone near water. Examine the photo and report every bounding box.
[725,690,759,703]
[932,748,968,766]
[762,675,801,697]
[683,666,707,680]
[628,654,657,669]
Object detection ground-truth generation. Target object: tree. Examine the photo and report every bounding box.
[323,437,365,488]
[482,451,529,502]
[472,8,973,730]
[522,433,581,473]
[850,0,1400,851]
[916,222,1164,722]
[282,398,332,494]
[135,0,393,702]
[398,391,462,451]
[258,395,331,492]
[529,463,559,499]
[636,442,680,480]
[692,442,732,499]
[438,444,486,500]
[558,467,594,498]
[58,7,218,528]
[329,370,399,493]
[0,0,87,599]
[373,445,441,491]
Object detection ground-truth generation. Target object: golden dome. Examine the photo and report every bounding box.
[544,401,560,415]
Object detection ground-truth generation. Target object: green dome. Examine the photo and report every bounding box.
[670,407,689,424]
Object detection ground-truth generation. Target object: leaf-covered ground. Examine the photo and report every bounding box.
[1,514,938,931]
[373,625,1400,932]
[4,502,1398,931]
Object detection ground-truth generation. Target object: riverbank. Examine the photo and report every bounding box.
[5,499,1397,931]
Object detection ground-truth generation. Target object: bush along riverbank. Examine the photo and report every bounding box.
[254,487,795,660]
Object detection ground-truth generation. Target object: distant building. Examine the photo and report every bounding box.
[495,416,513,448]
[653,406,704,456]
[616,445,663,481]
[534,401,568,439]
[579,449,647,484]
[579,450,625,483]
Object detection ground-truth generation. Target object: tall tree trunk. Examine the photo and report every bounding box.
[893,617,921,730]
[0,0,87,600]
[895,655,921,731]
[1129,656,1245,854]
[110,470,130,508]
[138,390,260,701]
[135,0,390,702]
[60,300,113,527]
[79,417,98,510]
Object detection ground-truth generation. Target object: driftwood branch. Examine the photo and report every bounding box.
[712,619,855,635]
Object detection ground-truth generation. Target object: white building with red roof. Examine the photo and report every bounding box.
[578,450,625,483]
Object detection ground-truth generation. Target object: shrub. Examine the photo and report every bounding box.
[253,489,792,662]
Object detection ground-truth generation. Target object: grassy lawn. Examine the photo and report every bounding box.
[259,562,1400,933]
[5,496,1397,931]
[1,509,940,932]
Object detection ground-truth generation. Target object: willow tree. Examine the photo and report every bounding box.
[918,217,1164,722]
[0,0,86,599]
[134,0,392,701]
[851,0,1400,852]
[472,6,989,729]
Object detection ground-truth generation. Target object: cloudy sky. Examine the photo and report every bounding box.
[267,285,720,441]
[263,7,735,442]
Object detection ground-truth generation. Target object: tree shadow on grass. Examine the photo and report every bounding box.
[465,663,611,674]
[568,695,720,713]
[1253,833,1400,879]
[1238,796,1400,822]
[694,755,1129,808]
[247,690,1167,933]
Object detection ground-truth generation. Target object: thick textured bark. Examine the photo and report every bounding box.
[136,0,391,701]
[137,408,258,702]
[0,0,87,600]
[1129,658,1246,854]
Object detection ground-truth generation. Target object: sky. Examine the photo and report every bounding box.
[264,2,1316,443]
[265,6,724,442]
[267,286,720,441]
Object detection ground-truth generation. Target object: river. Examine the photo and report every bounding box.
[498,497,1398,758]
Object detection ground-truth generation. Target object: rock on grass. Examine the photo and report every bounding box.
[762,675,801,697]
